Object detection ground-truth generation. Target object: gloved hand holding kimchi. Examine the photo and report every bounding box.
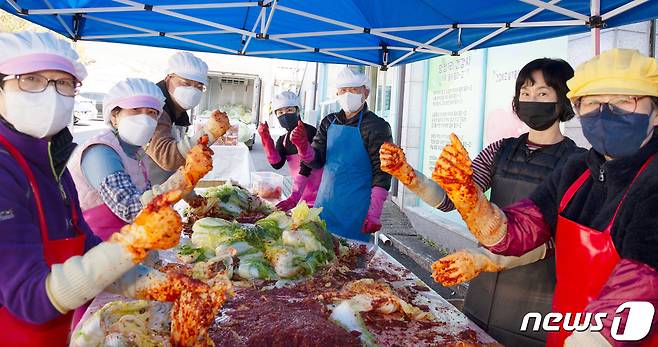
[431,134,507,246]
[430,245,547,287]
[142,135,214,205]
[111,190,184,263]
[46,189,187,317]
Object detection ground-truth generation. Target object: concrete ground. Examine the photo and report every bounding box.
[377,200,469,306]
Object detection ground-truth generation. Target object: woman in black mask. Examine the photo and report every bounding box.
[380,58,585,347]
[258,91,323,211]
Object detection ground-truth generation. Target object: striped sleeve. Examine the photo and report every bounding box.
[436,139,504,212]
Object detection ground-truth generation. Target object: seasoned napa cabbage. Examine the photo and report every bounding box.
[73,300,172,347]
[256,211,291,231]
[282,228,325,253]
[191,218,276,253]
[290,202,322,227]
[330,300,379,347]
[236,255,278,280]
[264,244,305,279]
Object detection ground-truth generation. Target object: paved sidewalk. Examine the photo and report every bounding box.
[379,200,469,303]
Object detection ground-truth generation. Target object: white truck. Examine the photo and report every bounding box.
[193,71,262,149]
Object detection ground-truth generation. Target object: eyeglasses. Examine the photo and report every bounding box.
[2,74,81,97]
[171,74,206,92]
[575,96,648,116]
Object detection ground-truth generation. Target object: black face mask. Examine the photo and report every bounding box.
[516,101,560,131]
[278,112,299,131]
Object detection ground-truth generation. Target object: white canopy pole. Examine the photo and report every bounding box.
[26,2,258,15]
[518,0,589,20]
[112,0,256,38]
[83,14,238,54]
[459,0,565,54]
[591,0,601,55]
[389,29,454,67]
[270,29,361,40]
[241,7,266,54]
[42,0,75,38]
[602,0,650,21]
[261,0,277,37]
[5,0,21,12]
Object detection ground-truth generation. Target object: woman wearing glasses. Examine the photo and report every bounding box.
[432,49,658,346]
[0,32,203,346]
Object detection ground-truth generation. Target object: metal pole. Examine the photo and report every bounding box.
[650,19,656,58]
[591,0,601,55]
[312,62,319,110]
[391,65,406,198]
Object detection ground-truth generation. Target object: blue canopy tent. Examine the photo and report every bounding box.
[2,0,658,68]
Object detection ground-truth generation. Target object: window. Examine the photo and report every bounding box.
[376,85,392,112]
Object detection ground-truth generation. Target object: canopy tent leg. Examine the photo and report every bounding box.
[591,0,601,55]
[592,27,601,55]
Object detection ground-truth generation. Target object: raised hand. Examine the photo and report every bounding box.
[380,142,417,186]
[205,110,231,141]
[290,120,308,147]
[180,135,214,192]
[431,134,507,246]
[258,121,271,141]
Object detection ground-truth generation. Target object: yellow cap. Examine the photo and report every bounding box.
[566,48,658,100]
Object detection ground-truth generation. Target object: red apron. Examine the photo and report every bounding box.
[548,154,658,346]
[0,133,86,346]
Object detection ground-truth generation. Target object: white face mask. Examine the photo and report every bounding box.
[172,86,203,110]
[337,92,365,113]
[0,86,74,139]
[117,114,158,146]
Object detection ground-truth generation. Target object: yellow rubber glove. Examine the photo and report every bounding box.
[203,109,231,143]
[431,134,507,246]
[431,244,547,286]
[47,190,185,313]
[380,142,446,207]
[112,190,184,263]
[142,135,214,205]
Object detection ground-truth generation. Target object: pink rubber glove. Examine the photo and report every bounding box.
[276,174,309,211]
[362,186,388,233]
[290,120,315,163]
[258,121,281,165]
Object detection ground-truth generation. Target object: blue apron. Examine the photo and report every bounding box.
[314,111,372,242]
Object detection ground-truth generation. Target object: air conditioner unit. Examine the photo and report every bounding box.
[220,77,247,85]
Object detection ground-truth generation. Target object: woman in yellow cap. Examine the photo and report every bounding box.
[430,48,658,346]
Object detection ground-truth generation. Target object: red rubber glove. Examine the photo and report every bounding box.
[258,121,271,140]
[258,121,281,165]
[362,187,388,234]
[275,174,309,211]
[290,120,315,162]
[362,219,382,234]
